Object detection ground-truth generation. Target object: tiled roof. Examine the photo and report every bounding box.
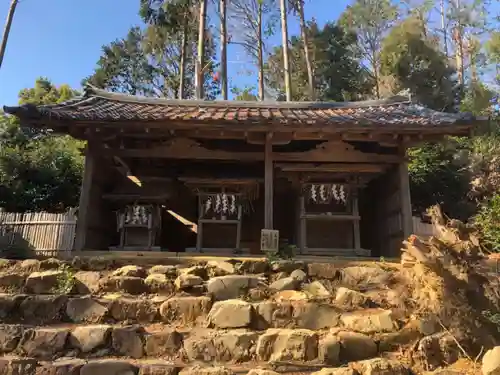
[3,85,476,129]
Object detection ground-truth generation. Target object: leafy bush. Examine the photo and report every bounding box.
[473,194,500,252]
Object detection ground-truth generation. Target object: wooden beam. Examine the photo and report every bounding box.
[398,160,413,238]
[264,133,274,229]
[74,147,95,251]
[276,163,388,173]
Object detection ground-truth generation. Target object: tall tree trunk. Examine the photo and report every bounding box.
[297,0,314,100]
[178,4,190,99]
[440,0,448,58]
[195,0,208,99]
[279,0,292,101]
[257,1,264,101]
[220,0,228,100]
[372,51,380,99]
[0,0,18,71]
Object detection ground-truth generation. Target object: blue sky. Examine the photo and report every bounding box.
[0,0,345,105]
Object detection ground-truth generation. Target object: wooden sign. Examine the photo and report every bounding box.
[260,229,279,252]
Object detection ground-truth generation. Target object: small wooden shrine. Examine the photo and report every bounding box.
[4,86,481,257]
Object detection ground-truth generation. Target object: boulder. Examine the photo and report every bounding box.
[100,276,147,295]
[108,297,158,323]
[256,328,318,362]
[0,273,25,292]
[112,265,147,278]
[0,294,17,319]
[20,295,67,324]
[25,270,63,294]
[237,260,269,274]
[112,326,144,359]
[208,300,254,328]
[247,370,280,375]
[39,258,63,270]
[0,324,23,353]
[335,287,370,308]
[159,296,212,325]
[337,331,377,362]
[378,321,422,352]
[414,333,459,371]
[80,360,138,375]
[311,369,356,375]
[69,325,111,353]
[144,330,183,357]
[213,330,258,362]
[340,267,392,288]
[174,274,203,290]
[352,358,409,375]
[74,271,101,294]
[254,301,294,330]
[87,257,115,272]
[207,261,236,276]
[303,281,331,297]
[66,297,108,323]
[207,275,261,301]
[271,261,305,273]
[178,266,207,278]
[290,269,307,282]
[36,358,86,375]
[318,335,341,366]
[269,277,298,292]
[340,309,396,333]
[247,287,269,302]
[273,290,309,301]
[179,366,234,375]
[183,333,217,361]
[19,327,69,360]
[149,265,177,277]
[138,361,178,375]
[0,356,37,375]
[483,346,500,375]
[293,302,340,330]
[307,263,338,280]
[145,274,174,293]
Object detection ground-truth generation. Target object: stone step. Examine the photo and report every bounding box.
[0,322,422,365]
[0,355,411,375]
[0,293,398,333]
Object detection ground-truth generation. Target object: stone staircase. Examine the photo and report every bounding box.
[0,257,457,375]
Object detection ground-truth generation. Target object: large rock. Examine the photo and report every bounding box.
[207,275,262,301]
[39,258,63,270]
[179,366,234,375]
[340,309,396,333]
[307,263,339,280]
[318,335,341,366]
[312,369,356,375]
[0,294,17,319]
[414,333,459,371]
[303,281,331,297]
[335,287,370,308]
[273,290,309,301]
[183,333,217,361]
[178,266,207,279]
[19,327,69,360]
[213,330,258,362]
[80,360,138,375]
[0,356,37,375]
[337,331,377,362]
[145,274,174,293]
[352,358,409,375]
[112,326,144,359]
[112,265,147,278]
[208,300,253,328]
[149,265,177,277]
[290,269,307,283]
[20,295,67,324]
[207,261,236,276]
[0,324,23,353]
[483,346,500,375]
[144,330,183,357]
[237,260,269,274]
[254,301,294,330]
[36,358,86,375]
[293,302,340,330]
[25,270,63,294]
[100,276,147,295]
[66,297,108,323]
[271,261,304,273]
[0,273,25,292]
[340,267,392,288]
[269,277,298,292]
[108,298,158,323]
[256,328,318,362]
[174,274,203,290]
[74,271,101,294]
[247,370,280,375]
[160,296,212,325]
[69,325,111,353]
[138,360,178,375]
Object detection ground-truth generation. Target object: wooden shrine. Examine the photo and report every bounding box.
[4,86,481,258]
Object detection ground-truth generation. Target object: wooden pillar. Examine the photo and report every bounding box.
[399,161,413,237]
[264,133,274,229]
[352,192,361,251]
[74,147,95,251]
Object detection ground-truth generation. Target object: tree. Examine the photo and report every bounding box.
[0,79,83,212]
[196,0,208,99]
[380,17,458,111]
[340,0,398,99]
[279,0,292,101]
[265,21,373,101]
[0,0,18,70]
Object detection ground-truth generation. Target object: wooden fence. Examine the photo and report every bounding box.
[412,216,438,237]
[0,209,77,256]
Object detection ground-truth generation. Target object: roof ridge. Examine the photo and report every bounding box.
[82,84,412,109]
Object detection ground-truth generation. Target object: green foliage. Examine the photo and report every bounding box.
[231,86,259,101]
[0,78,83,212]
[51,264,76,294]
[265,21,373,101]
[474,195,500,252]
[380,17,458,111]
[460,83,496,116]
